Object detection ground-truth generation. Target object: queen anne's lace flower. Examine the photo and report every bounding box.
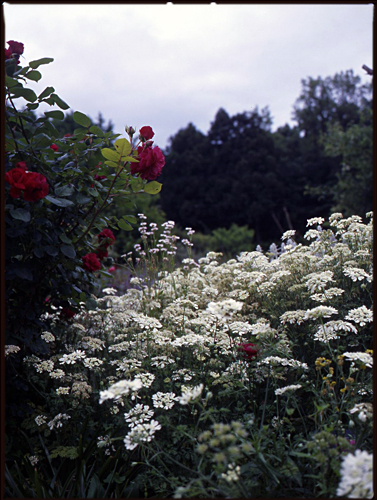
[336,450,373,498]
[275,384,302,396]
[99,379,143,404]
[178,384,204,405]
[345,306,373,327]
[123,420,161,450]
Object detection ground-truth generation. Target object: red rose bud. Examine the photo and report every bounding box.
[125,125,136,136]
[7,40,24,55]
[238,343,259,361]
[50,143,58,152]
[108,266,116,273]
[15,161,27,170]
[139,126,155,142]
[131,145,165,181]
[82,252,101,272]
[98,228,115,248]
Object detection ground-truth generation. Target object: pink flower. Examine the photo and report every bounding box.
[108,266,116,273]
[82,252,101,272]
[131,144,165,180]
[50,144,59,152]
[139,126,155,141]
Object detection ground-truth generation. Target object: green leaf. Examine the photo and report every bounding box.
[5,76,19,88]
[130,177,144,193]
[25,70,42,82]
[59,233,72,244]
[26,103,39,110]
[38,86,55,99]
[9,208,31,222]
[44,110,64,120]
[29,57,54,69]
[60,245,76,258]
[33,247,45,258]
[75,193,91,204]
[89,125,104,137]
[114,138,132,157]
[10,87,38,102]
[14,267,33,281]
[88,188,99,197]
[104,160,118,168]
[123,215,137,224]
[123,155,139,163]
[44,195,74,207]
[144,181,162,195]
[101,148,120,162]
[51,93,69,110]
[45,245,59,257]
[55,185,75,197]
[73,111,91,127]
[118,219,133,231]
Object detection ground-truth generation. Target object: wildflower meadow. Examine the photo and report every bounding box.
[4,41,373,498]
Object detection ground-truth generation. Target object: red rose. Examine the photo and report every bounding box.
[22,172,49,202]
[50,143,58,152]
[7,40,24,55]
[131,145,165,180]
[82,252,101,272]
[5,168,28,198]
[96,248,108,261]
[238,343,258,361]
[98,228,115,248]
[60,307,76,320]
[15,161,27,170]
[139,126,155,141]
[5,47,13,59]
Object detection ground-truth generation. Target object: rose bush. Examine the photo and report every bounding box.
[5,40,166,477]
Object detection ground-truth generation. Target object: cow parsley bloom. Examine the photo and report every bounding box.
[123,420,161,450]
[275,384,302,396]
[336,450,373,498]
[124,404,154,427]
[99,379,143,404]
[178,384,204,405]
[345,306,373,327]
[152,392,178,410]
[343,352,373,368]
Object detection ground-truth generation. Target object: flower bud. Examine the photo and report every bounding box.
[125,126,135,136]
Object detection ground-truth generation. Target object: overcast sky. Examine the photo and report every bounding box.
[4,3,374,150]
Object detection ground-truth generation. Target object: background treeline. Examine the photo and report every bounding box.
[53,69,373,258]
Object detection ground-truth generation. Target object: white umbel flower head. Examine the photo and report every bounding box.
[99,379,143,404]
[336,449,373,498]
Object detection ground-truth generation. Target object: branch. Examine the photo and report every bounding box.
[362,64,373,76]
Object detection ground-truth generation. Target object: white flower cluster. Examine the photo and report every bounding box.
[336,450,373,498]
[275,384,302,396]
[152,392,178,410]
[123,420,161,450]
[124,404,154,427]
[178,384,204,405]
[47,413,71,430]
[345,306,373,327]
[99,379,143,404]
[343,352,373,368]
